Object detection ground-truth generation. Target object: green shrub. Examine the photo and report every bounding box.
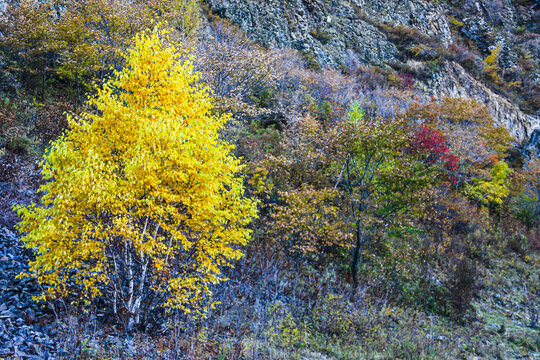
[511,193,540,229]
[6,136,33,155]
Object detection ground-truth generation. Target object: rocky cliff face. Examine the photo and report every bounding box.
[353,0,452,45]
[206,0,539,143]
[208,0,401,66]
[207,0,452,67]
[427,61,539,141]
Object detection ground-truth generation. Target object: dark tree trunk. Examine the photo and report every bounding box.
[351,220,361,289]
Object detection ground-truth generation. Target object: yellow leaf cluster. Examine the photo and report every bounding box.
[483,45,503,83]
[464,160,513,207]
[271,185,352,260]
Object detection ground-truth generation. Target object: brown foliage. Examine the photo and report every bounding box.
[271,185,352,262]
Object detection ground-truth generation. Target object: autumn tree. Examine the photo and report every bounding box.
[334,104,445,288]
[407,96,513,194]
[15,27,258,330]
[483,44,503,84]
[52,0,201,84]
[463,160,513,208]
[0,0,55,92]
[0,0,201,96]
[261,103,449,284]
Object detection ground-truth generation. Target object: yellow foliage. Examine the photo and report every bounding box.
[463,160,512,207]
[449,17,464,28]
[483,45,502,83]
[15,26,257,328]
[437,96,512,177]
[271,185,352,260]
[0,0,202,87]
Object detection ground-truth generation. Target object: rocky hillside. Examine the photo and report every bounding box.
[206,0,539,142]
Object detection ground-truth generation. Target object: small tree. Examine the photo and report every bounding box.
[334,104,445,288]
[483,45,503,84]
[15,26,258,330]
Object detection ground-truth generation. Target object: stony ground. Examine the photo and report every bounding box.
[0,226,57,359]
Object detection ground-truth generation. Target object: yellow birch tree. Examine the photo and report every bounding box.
[15,26,258,330]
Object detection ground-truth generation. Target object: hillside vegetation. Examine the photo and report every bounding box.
[0,0,538,359]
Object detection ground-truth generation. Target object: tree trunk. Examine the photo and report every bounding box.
[351,220,362,289]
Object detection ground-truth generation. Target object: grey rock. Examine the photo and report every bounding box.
[208,0,401,68]
[0,226,60,358]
